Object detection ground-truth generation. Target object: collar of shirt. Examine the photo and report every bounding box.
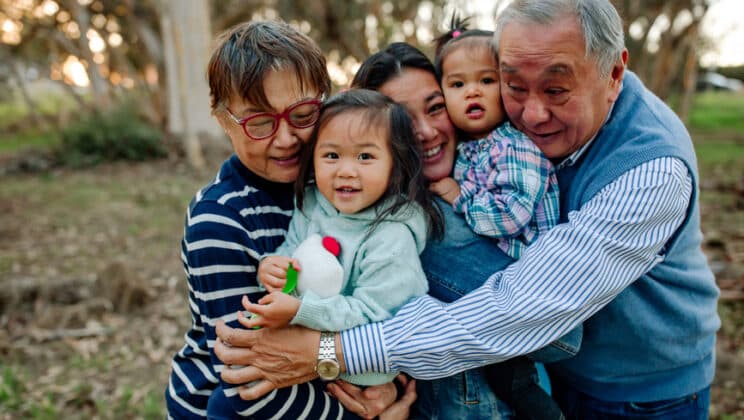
[554,81,624,170]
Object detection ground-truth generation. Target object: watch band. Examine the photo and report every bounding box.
[318,331,336,360]
[317,331,341,381]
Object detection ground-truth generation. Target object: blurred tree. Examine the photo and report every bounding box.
[615,0,711,122]
[160,0,220,170]
[1,0,721,164]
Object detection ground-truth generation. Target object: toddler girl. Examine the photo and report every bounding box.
[239,89,443,386]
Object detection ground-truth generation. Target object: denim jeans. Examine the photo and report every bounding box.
[551,380,711,420]
[411,367,515,420]
[415,201,582,418]
[421,200,582,361]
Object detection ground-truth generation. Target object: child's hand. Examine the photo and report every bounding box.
[237,293,301,329]
[258,256,301,292]
[429,177,460,205]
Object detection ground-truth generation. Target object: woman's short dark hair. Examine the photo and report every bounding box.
[207,20,331,112]
[296,89,444,239]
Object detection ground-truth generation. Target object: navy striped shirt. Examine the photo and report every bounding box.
[166,155,358,419]
[340,157,692,379]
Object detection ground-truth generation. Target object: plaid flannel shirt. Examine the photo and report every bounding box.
[453,122,559,259]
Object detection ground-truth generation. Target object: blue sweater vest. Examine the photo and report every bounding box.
[551,72,720,401]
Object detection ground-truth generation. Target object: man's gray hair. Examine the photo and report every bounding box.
[494,0,625,77]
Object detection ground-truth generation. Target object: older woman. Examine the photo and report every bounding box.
[165,21,411,419]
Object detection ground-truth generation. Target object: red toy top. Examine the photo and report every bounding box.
[321,236,341,257]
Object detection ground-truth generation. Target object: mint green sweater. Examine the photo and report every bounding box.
[276,187,429,385]
[277,187,429,331]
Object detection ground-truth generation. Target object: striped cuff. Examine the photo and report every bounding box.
[341,323,388,376]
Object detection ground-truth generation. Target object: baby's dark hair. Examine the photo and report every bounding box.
[296,89,444,240]
[434,13,496,81]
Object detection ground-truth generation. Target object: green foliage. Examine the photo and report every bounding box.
[717,65,744,82]
[0,129,59,153]
[0,366,24,411]
[57,102,166,167]
[688,92,744,132]
[696,142,744,188]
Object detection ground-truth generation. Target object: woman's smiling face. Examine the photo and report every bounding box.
[379,68,457,182]
[219,68,318,183]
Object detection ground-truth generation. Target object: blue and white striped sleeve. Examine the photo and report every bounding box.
[341,157,692,379]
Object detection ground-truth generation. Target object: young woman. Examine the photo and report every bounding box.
[351,42,579,419]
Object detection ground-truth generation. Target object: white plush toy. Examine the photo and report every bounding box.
[291,233,343,298]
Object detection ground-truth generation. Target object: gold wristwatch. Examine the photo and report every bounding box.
[317,332,341,381]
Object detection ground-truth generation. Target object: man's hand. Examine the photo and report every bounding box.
[214,321,323,399]
[379,375,417,420]
[258,256,300,292]
[429,177,460,204]
[237,293,301,329]
[326,380,397,419]
[326,375,417,420]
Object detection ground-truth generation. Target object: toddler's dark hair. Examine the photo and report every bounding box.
[296,89,444,240]
[433,13,496,81]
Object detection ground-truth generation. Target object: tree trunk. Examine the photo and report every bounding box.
[678,26,701,123]
[161,0,223,170]
[7,56,49,131]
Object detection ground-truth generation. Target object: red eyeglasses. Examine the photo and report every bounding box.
[225,98,322,140]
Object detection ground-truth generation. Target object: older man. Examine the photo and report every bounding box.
[215,1,720,418]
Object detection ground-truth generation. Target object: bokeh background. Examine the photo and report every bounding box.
[1,0,743,418]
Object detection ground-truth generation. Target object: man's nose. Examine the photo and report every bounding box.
[522,96,550,126]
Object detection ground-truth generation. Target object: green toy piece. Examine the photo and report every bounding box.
[283,262,298,294]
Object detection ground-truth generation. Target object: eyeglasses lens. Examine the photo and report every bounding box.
[244,101,320,140]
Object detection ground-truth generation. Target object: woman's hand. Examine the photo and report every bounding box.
[327,375,417,420]
[237,293,300,329]
[214,321,323,399]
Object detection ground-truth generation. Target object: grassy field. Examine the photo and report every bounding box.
[1,91,743,419]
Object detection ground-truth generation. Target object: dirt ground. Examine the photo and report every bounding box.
[1,153,743,419]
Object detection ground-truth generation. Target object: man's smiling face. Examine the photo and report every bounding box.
[499,15,625,160]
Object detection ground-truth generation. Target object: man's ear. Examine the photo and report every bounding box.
[608,49,628,102]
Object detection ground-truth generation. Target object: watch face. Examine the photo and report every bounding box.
[317,359,340,380]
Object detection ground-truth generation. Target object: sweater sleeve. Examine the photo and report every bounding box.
[292,222,429,331]
[168,199,357,419]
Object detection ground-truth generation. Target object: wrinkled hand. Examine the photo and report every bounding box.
[237,293,300,329]
[214,321,321,399]
[326,380,396,419]
[379,375,417,420]
[258,256,301,292]
[327,375,417,420]
[429,177,460,205]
